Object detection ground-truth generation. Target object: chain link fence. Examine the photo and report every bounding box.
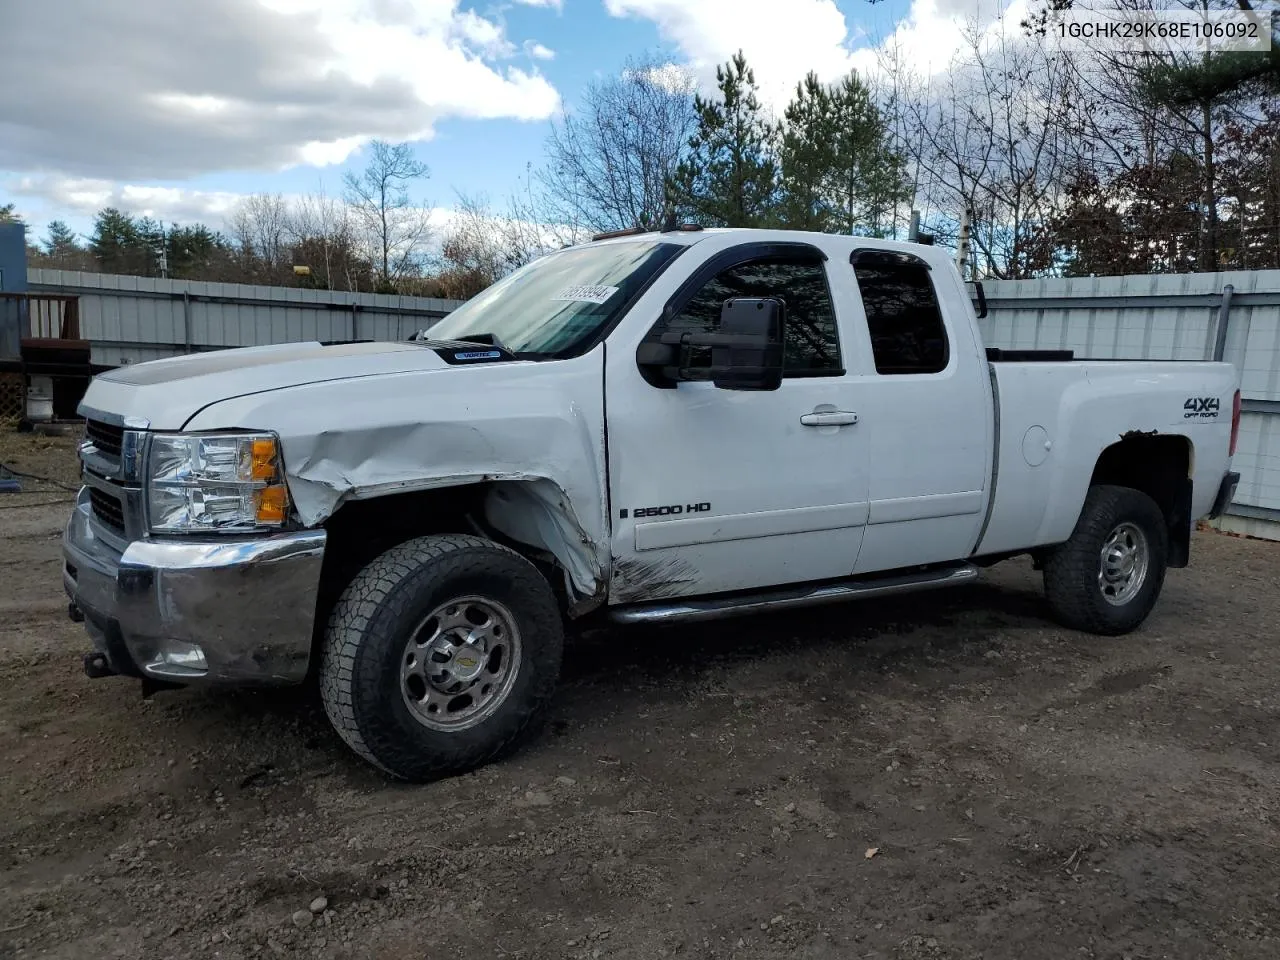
[0,374,23,424]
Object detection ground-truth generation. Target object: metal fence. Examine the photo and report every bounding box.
[24,269,464,367]
[981,269,1280,541]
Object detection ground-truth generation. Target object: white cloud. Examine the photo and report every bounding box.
[512,0,564,9]
[526,41,557,60]
[626,62,697,95]
[0,0,561,181]
[848,0,1031,79]
[8,173,476,255]
[604,0,859,108]
[10,176,252,229]
[11,173,499,234]
[604,0,1021,108]
[453,9,519,58]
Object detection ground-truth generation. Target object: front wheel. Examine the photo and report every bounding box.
[319,534,564,782]
[1042,484,1169,636]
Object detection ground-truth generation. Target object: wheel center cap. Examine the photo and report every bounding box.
[448,645,486,683]
[1105,548,1130,578]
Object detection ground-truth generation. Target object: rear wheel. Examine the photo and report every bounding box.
[1043,484,1168,636]
[319,534,564,781]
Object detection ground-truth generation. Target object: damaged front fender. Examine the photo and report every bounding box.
[181,351,613,603]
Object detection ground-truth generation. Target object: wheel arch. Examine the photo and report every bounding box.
[1089,432,1194,568]
[311,479,607,655]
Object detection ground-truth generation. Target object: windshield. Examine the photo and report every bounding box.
[426,240,685,356]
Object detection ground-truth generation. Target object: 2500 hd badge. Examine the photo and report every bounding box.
[622,502,712,519]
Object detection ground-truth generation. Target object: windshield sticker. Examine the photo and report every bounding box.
[552,284,619,304]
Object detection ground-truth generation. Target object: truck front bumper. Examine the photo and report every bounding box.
[62,488,327,686]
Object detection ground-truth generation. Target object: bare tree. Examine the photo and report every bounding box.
[1020,0,1279,271]
[287,187,367,291]
[538,55,699,232]
[343,140,433,290]
[887,19,1091,278]
[228,193,290,276]
[434,176,579,299]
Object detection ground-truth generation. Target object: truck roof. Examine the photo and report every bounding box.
[584,226,949,261]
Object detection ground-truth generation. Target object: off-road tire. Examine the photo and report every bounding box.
[319,534,564,782]
[1043,484,1169,636]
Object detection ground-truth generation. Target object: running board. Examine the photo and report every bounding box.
[607,563,980,625]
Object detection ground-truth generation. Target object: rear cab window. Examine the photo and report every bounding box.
[850,250,950,375]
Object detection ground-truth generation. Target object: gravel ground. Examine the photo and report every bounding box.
[2,431,1279,960]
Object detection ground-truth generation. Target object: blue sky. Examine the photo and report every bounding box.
[0,0,988,243]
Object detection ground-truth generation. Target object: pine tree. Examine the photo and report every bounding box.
[89,208,144,274]
[42,220,80,258]
[776,74,833,230]
[666,51,782,228]
[778,71,909,235]
[135,217,168,276]
[167,224,232,279]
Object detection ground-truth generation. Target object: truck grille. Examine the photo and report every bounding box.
[88,486,126,535]
[85,419,124,457]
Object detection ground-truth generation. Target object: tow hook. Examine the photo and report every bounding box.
[82,652,116,679]
[68,602,84,623]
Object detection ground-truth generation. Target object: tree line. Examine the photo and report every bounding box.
[4,0,1278,294]
[6,141,442,295]
[477,0,1279,283]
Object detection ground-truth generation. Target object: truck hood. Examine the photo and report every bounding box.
[79,340,451,430]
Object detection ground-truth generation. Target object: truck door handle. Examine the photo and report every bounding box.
[800,410,858,427]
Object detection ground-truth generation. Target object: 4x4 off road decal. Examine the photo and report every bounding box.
[1184,397,1221,419]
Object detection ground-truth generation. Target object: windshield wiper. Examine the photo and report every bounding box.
[408,329,555,361]
[455,331,511,352]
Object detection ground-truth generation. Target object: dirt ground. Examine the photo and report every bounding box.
[2,431,1278,960]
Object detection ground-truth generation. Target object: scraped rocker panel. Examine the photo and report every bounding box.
[632,491,985,552]
[867,491,985,525]
[634,502,871,552]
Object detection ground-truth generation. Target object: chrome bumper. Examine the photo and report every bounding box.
[62,488,327,686]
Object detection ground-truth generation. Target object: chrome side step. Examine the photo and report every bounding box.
[607,562,980,625]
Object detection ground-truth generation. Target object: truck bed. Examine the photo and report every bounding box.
[973,359,1237,559]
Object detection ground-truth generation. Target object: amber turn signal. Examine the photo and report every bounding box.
[255,484,289,524]
[251,438,279,481]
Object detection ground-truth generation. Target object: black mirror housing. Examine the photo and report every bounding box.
[634,296,786,390]
[711,297,784,391]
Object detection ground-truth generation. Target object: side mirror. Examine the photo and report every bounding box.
[710,297,784,391]
[635,296,785,391]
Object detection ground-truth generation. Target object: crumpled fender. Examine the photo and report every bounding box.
[182,350,611,599]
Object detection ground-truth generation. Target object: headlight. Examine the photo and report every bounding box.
[146,432,291,533]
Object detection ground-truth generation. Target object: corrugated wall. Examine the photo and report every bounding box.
[27,269,464,367]
[981,269,1280,540]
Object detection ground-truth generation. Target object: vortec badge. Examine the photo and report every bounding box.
[1184,397,1221,419]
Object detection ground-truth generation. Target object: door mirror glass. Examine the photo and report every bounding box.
[635,296,785,391]
[635,251,840,389]
[710,297,784,391]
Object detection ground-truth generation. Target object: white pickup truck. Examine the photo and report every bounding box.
[63,227,1241,781]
